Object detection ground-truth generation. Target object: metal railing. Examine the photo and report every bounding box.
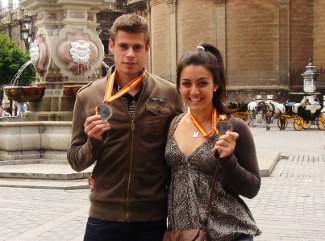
[289,68,325,92]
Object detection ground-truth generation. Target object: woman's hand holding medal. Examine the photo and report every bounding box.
[84,115,111,141]
[213,131,239,159]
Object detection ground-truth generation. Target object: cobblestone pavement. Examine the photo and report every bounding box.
[0,122,325,240]
[0,187,89,241]
[246,123,325,241]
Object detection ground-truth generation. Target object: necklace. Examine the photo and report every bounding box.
[191,109,218,138]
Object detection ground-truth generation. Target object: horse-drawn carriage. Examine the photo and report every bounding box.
[230,98,325,131]
[276,102,297,130]
[272,101,325,131]
[291,103,325,131]
[228,101,256,124]
[255,101,286,130]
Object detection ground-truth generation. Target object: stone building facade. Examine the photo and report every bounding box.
[149,0,325,103]
[1,0,325,103]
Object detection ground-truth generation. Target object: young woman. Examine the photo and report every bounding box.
[165,43,261,241]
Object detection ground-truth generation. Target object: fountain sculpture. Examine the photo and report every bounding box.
[0,0,114,162]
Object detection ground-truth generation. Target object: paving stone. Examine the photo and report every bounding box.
[0,122,324,240]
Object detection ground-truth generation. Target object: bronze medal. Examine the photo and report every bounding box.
[97,103,113,120]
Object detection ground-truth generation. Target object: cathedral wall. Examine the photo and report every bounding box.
[149,0,290,102]
[177,0,217,57]
[290,0,313,70]
[150,1,171,80]
[313,0,325,69]
[226,0,279,88]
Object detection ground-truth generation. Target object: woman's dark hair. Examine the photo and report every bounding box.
[176,43,232,114]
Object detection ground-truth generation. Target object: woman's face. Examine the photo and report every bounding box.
[178,64,218,113]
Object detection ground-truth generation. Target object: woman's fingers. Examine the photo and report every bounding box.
[212,131,239,158]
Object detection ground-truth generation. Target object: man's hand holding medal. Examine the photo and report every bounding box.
[84,69,146,141]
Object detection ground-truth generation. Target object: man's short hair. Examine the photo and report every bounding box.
[110,13,150,44]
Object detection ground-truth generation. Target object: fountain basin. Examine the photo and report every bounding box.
[63,84,85,98]
[4,85,46,102]
[0,121,71,161]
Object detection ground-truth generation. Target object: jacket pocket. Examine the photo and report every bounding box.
[143,102,171,140]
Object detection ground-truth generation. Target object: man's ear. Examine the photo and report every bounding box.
[109,39,114,53]
[146,42,150,52]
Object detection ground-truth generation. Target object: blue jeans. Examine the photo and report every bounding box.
[83,217,166,241]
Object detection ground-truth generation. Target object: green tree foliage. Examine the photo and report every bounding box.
[0,33,36,86]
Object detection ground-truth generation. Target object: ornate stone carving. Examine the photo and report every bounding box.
[57,32,99,75]
[278,0,290,4]
[123,0,147,14]
[167,0,177,13]
[70,40,91,64]
[29,35,48,76]
[29,42,40,65]
[46,12,57,20]
[70,11,86,19]
[216,0,226,4]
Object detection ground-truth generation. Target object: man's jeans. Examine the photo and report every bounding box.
[83,217,166,241]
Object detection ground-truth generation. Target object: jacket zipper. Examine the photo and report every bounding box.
[124,78,145,222]
[125,119,135,221]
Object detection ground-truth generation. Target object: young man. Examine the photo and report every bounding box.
[67,14,183,241]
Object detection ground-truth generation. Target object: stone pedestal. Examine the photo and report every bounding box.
[0,121,72,161]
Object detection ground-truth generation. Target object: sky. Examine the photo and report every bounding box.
[1,0,19,8]
[1,0,8,7]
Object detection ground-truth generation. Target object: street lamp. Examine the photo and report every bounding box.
[302,59,317,94]
[20,16,32,49]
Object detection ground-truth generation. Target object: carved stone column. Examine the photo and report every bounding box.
[216,0,227,71]
[167,0,177,82]
[279,0,290,87]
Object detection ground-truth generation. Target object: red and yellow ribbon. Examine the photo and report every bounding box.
[95,68,146,114]
[190,109,227,137]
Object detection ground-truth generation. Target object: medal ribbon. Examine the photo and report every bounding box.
[95,68,146,114]
[104,68,146,103]
[191,109,227,137]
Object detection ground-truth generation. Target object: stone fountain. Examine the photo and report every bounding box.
[16,0,114,121]
[0,0,114,166]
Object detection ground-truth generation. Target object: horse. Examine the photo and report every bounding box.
[272,102,286,130]
[228,101,250,123]
[256,101,275,131]
[228,100,248,112]
[256,101,286,130]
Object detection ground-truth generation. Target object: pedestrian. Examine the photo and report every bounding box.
[0,106,11,117]
[164,43,261,240]
[67,13,183,241]
[311,97,320,106]
[302,98,310,106]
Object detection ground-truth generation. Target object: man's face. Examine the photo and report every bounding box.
[109,30,149,81]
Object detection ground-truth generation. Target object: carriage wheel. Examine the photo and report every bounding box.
[293,117,304,131]
[317,113,325,130]
[302,120,312,129]
[277,117,288,130]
